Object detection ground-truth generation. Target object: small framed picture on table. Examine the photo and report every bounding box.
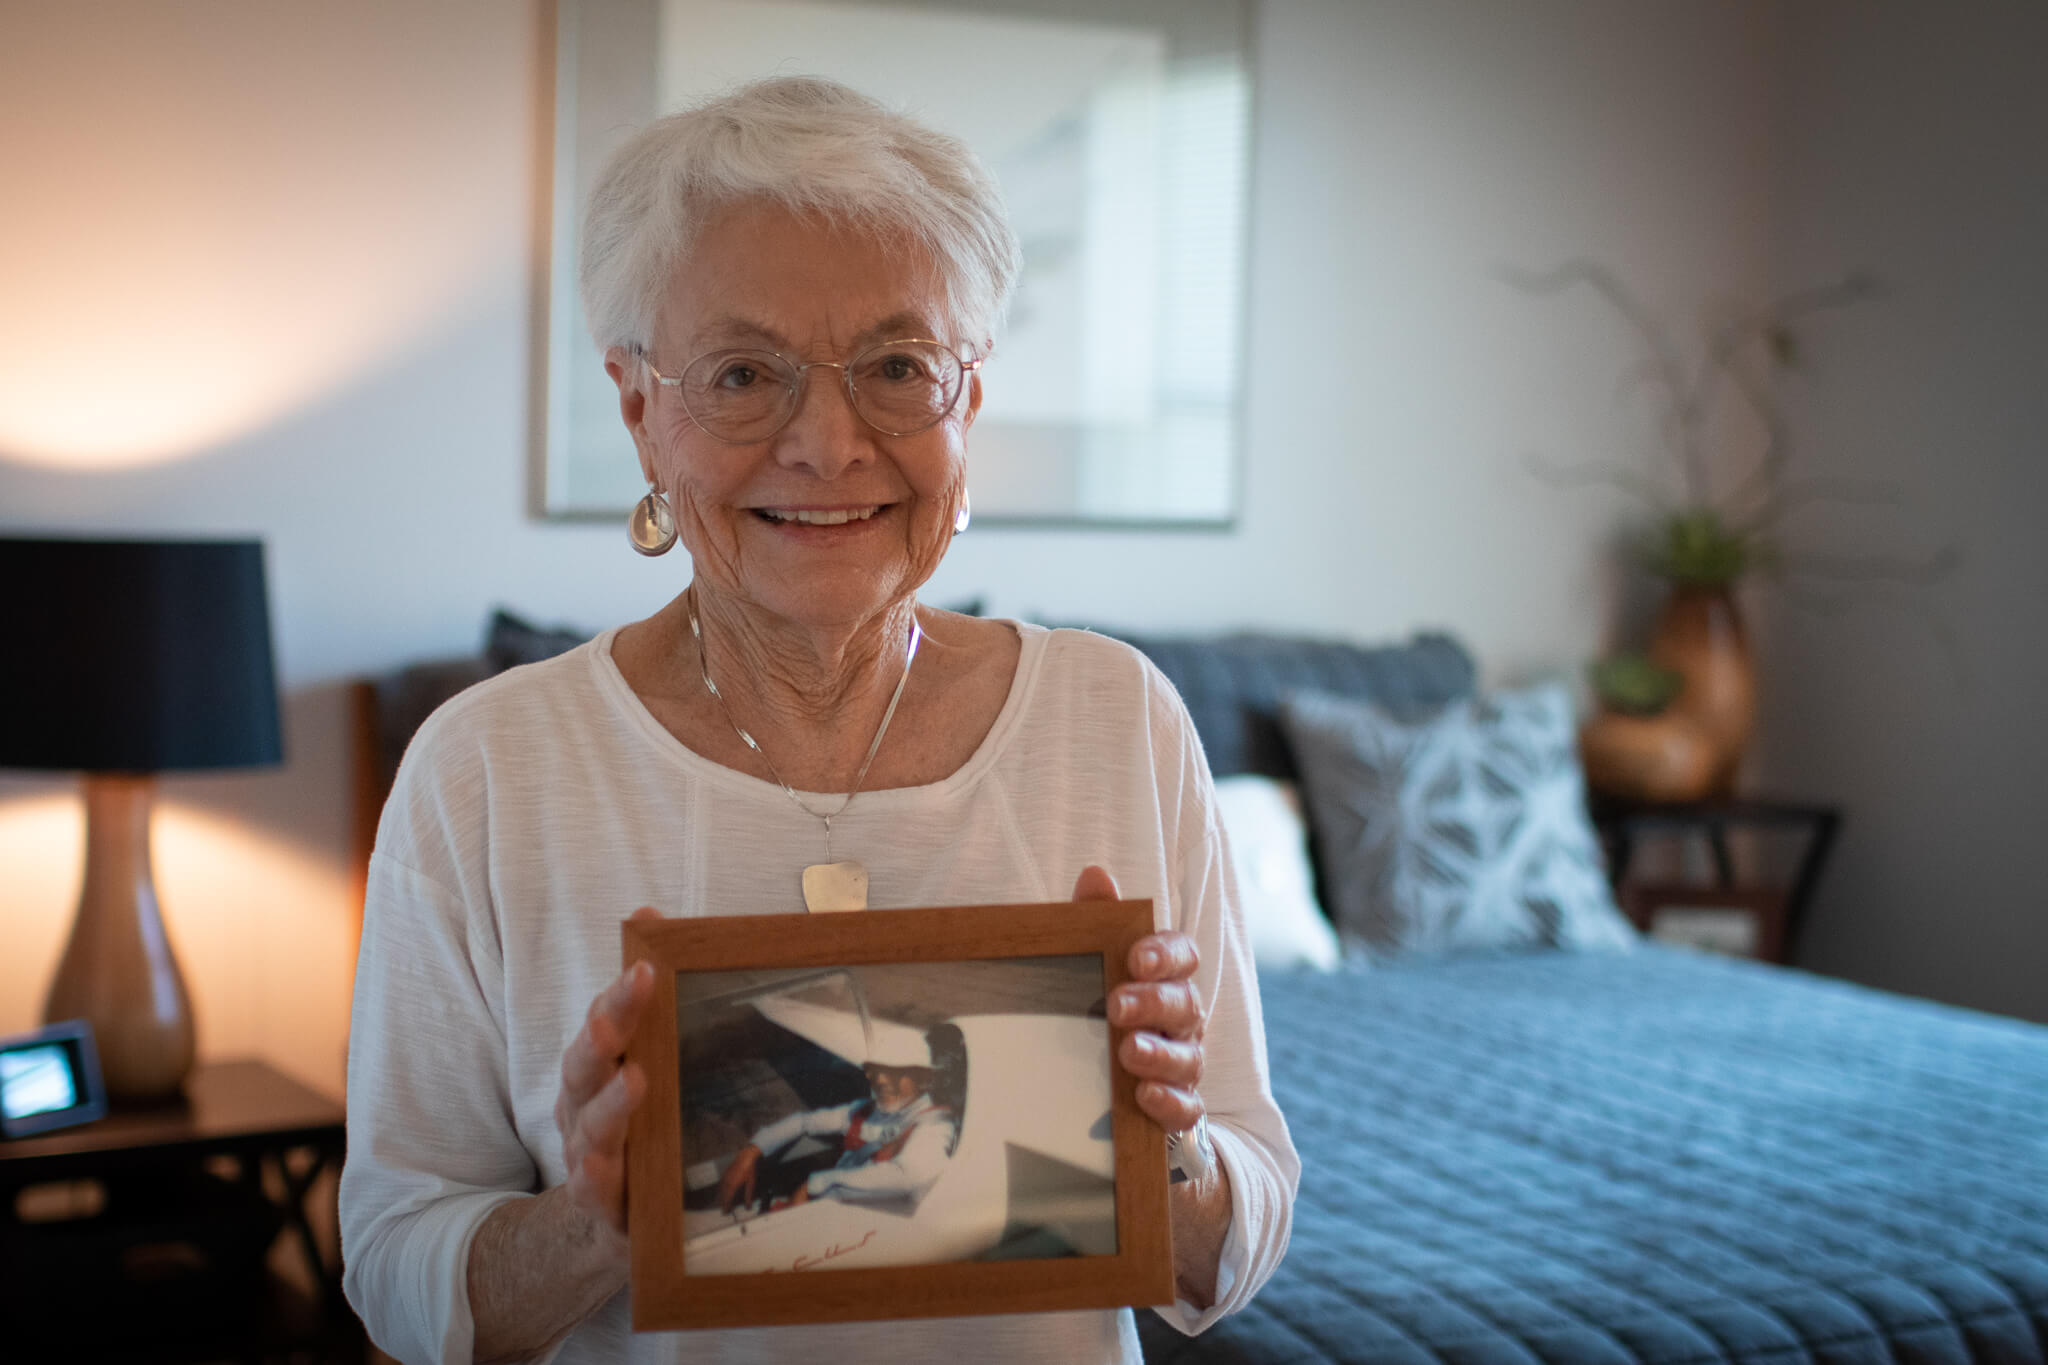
[622,899,1175,1332]
[1620,884,1792,963]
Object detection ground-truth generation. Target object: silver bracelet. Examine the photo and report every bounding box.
[1166,1115,1216,1185]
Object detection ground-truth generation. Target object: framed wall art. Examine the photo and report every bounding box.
[621,899,1174,1331]
[539,0,1253,527]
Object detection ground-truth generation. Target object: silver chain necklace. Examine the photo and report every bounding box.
[687,590,922,912]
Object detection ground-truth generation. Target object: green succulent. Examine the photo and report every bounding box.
[1588,652,1684,717]
[1643,509,1765,588]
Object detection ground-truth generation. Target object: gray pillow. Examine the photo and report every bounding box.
[1278,683,1635,957]
[485,608,590,672]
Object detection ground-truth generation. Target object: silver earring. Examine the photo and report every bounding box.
[628,486,677,556]
[953,487,971,536]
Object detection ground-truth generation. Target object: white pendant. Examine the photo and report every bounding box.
[802,861,868,913]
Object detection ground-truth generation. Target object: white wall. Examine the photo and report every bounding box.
[1755,1,2048,1024]
[0,0,1777,1093]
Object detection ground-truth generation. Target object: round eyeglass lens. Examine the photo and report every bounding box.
[680,350,801,443]
[847,341,963,435]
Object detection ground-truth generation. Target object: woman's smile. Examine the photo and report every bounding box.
[753,504,884,526]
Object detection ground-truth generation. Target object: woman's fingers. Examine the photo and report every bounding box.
[1071,864,1120,901]
[1118,1030,1203,1089]
[562,1063,646,1228]
[1134,1081,1206,1133]
[1128,930,1199,983]
[560,961,655,1112]
[553,912,667,1231]
[1108,929,1209,1133]
[582,1062,647,1153]
[1110,977,1205,1039]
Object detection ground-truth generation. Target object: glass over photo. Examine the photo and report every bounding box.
[675,956,1117,1276]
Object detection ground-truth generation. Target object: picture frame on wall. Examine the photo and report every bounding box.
[539,0,1253,528]
[621,899,1174,1331]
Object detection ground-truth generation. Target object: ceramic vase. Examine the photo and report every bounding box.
[1647,584,1755,797]
[1578,710,1720,803]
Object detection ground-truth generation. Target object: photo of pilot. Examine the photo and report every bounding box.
[717,1020,965,1215]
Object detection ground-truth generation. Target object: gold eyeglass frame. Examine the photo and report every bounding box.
[637,340,985,444]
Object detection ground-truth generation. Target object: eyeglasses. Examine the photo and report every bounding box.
[639,338,983,444]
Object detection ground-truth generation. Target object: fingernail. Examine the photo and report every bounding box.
[1139,946,1162,974]
[634,962,653,986]
[1133,1035,1157,1058]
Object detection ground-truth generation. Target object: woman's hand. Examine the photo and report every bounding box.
[470,907,663,1358]
[1071,866,1207,1133]
[1071,865,1233,1311]
[553,906,662,1238]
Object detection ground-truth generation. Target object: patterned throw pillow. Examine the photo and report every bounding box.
[1278,683,1635,957]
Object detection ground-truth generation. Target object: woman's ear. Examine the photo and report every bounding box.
[604,345,659,483]
[962,369,984,430]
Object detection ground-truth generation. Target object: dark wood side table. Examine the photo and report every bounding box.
[0,1057,361,1363]
[1590,795,1843,964]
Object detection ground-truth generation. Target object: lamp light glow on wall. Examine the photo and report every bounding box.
[0,538,282,1102]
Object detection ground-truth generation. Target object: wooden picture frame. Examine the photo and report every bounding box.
[622,899,1174,1331]
[1619,883,1791,963]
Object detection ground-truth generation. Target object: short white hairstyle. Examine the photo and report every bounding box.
[579,76,1022,355]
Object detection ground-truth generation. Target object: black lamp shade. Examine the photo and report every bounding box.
[0,537,284,772]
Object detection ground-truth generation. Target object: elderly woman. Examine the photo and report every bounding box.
[340,77,1296,1363]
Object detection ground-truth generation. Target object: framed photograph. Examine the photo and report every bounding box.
[0,1019,107,1139]
[1619,884,1790,963]
[623,899,1174,1331]
[540,0,1253,527]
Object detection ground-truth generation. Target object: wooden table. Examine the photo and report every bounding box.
[1590,795,1843,963]
[0,1057,360,1362]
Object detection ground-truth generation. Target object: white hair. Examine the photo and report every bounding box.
[579,76,1022,355]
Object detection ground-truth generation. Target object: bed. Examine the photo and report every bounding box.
[357,613,2048,1364]
[1139,949,2048,1363]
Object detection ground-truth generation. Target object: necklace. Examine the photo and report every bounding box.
[687,591,922,912]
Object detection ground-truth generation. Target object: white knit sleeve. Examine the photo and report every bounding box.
[340,846,536,1365]
[1141,669,1301,1335]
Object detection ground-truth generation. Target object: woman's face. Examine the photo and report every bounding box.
[612,200,979,631]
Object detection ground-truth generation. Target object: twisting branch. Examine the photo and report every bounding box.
[1774,544,1961,586]
[1712,271,1886,513]
[1521,451,1672,513]
[1507,259,1958,645]
[1773,575,1972,692]
[1732,475,1903,536]
[1710,349,1793,510]
[1495,261,1707,503]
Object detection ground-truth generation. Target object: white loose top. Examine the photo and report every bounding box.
[341,622,1298,1365]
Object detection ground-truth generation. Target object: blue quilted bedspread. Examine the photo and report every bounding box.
[1141,947,2048,1364]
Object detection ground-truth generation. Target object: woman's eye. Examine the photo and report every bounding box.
[717,364,759,389]
[875,353,928,383]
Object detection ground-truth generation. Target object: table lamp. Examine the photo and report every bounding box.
[0,537,282,1103]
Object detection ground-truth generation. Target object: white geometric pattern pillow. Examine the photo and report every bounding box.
[1278,683,1636,956]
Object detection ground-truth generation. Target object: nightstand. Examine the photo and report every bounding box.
[0,1057,362,1362]
[1590,795,1842,964]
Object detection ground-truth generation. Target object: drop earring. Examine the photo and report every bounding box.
[628,485,677,556]
[953,487,971,536]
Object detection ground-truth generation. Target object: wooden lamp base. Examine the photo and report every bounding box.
[42,774,197,1103]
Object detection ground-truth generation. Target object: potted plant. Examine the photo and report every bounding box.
[1507,261,1951,800]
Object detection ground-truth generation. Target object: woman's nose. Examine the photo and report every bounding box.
[773,364,873,478]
